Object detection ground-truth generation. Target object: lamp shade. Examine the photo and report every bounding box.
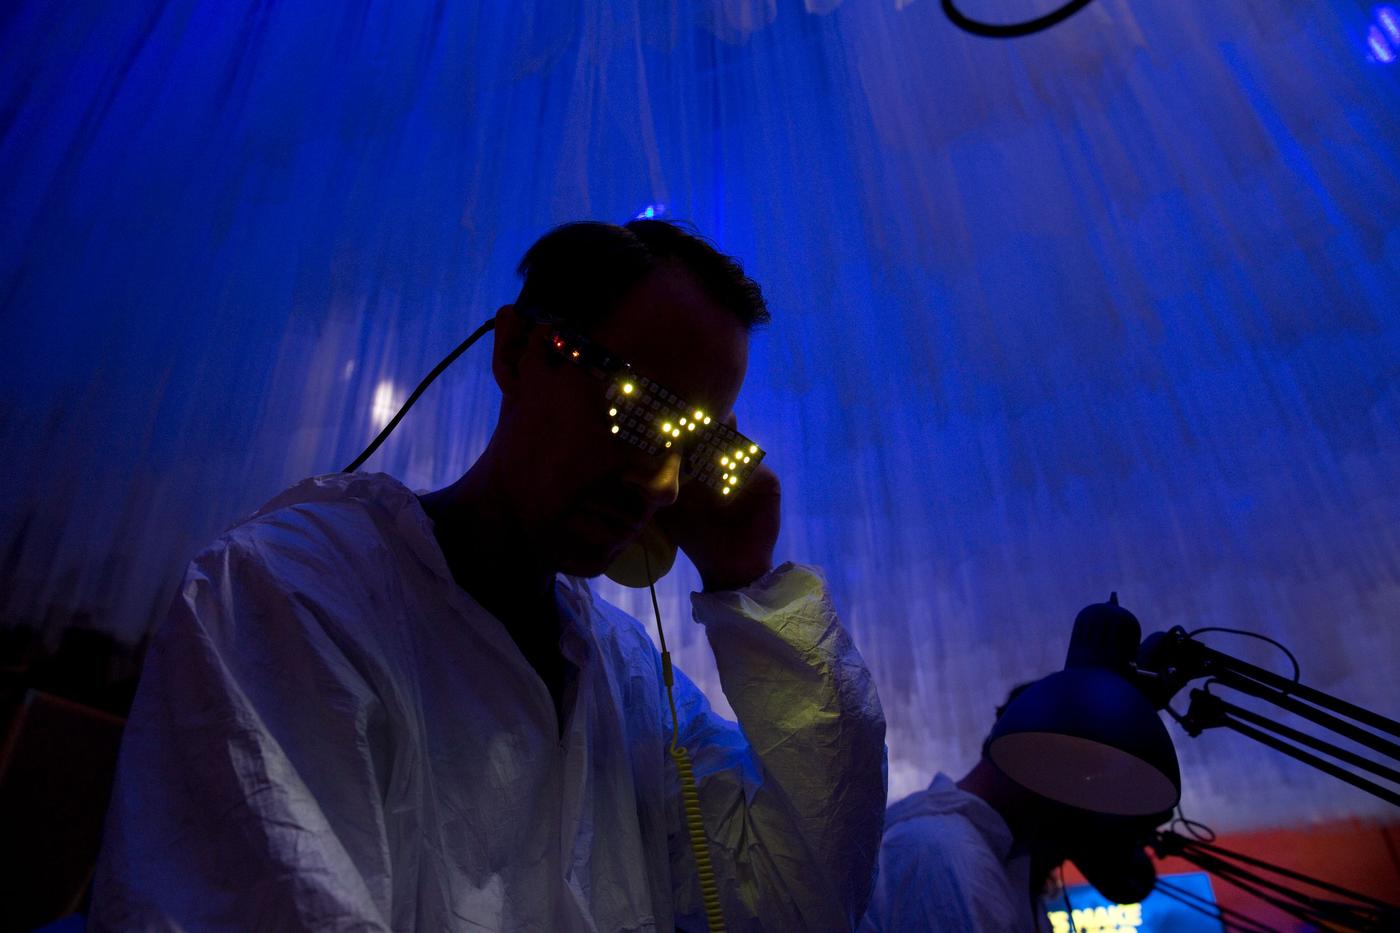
[987,667,1181,816]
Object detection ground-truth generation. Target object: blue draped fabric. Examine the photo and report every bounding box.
[2,0,1398,829]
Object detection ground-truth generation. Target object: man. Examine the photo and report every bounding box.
[92,220,887,931]
[859,684,1055,933]
[860,683,1159,933]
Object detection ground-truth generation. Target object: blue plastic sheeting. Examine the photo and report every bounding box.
[2,1,1398,830]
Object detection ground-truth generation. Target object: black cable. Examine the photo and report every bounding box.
[342,318,495,473]
[1173,835,1397,913]
[1157,875,1276,933]
[1163,832,1394,931]
[1057,865,1078,933]
[1168,801,1218,843]
[1197,856,1352,929]
[1158,811,1400,930]
[1155,813,1276,933]
[1153,878,1274,933]
[1186,626,1301,688]
[1171,839,1372,927]
[941,0,1097,39]
[1170,816,1216,843]
[1156,888,1261,933]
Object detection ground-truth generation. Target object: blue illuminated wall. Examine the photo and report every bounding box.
[1366,5,1400,62]
[2,1,1398,830]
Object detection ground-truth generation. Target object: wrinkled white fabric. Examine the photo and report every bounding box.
[859,774,1048,933]
[91,472,887,932]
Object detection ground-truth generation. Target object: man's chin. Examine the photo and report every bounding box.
[547,509,652,578]
[554,537,634,579]
[556,554,617,579]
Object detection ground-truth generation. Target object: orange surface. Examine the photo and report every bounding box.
[1059,819,1400,931]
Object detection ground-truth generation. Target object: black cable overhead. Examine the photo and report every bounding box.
[342,318,495,473]
[941,0,1097,38]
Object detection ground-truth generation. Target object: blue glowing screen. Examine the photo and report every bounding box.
[1047,873,1223,933]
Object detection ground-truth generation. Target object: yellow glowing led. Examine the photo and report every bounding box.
[662,422,673,433]
[728,475,738,485]
[679,417,688,426]
[722,473,730,480]
[694,410,704,421]
[608,407,618,417]
[671,428,681,438]
[611,425,620,434]
[721,457,730,466]
[743,456,751,463]
[622,383,634,395]
[665,441,672,448]
[687,423,696,431]
[734,450,743,460]
[703,416,712,425]
[749,444,758,454]
[721,487,731,495]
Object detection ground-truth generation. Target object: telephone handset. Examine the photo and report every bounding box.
[581,328,763,590]
[601,409,765,590]
[606,523,677,588]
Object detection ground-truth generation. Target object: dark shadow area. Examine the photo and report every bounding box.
[0,624,143,932]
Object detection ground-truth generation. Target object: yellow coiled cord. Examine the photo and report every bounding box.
[647,557,726,932]
[662,651,726,932]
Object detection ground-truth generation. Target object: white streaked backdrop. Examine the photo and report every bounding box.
[2,0,1399,829]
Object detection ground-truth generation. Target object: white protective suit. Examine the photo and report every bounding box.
[858,774,1049,933]
[92,472,887,932]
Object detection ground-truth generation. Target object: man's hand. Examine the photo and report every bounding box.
[657,455,780,593]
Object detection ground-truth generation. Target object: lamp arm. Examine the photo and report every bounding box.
[1153,830,1400,930]
[1183,689,1400,808]
[1200,673,1400,763]
[1156,830,1400,912]
[1208,691,1400,784]
[1144,628,1400,741]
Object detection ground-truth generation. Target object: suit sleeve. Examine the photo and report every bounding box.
[666,562,888,932]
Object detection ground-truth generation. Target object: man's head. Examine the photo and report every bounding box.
[486,220,768,577]
[958,681,1080,892]
[513,220,769,334]
[977,681,1164,900]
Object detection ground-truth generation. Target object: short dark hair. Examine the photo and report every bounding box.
[514,220,769,333]
[994,681,1036,722]
[982,680,1038,759]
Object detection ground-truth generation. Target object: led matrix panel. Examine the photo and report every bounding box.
[547,327,765,497]
[605,374,763,496]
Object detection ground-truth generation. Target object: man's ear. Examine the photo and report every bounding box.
[491,303,532,397]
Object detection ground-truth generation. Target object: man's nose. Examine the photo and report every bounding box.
[621,448,682,511]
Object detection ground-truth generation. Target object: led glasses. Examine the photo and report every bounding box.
[543,324,764,497]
